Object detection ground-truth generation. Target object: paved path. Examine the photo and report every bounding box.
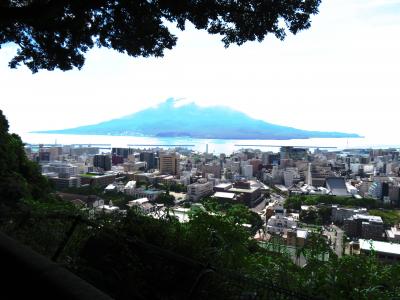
[324,225,344,257]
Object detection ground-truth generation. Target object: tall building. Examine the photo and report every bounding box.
[159,152,178,175]
[249,159,262,177]
[140,151,157,170]
[93,154,111,171]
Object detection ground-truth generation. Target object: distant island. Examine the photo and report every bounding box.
[36,98,361,140]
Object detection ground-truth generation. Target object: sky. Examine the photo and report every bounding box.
[1,0,400,141]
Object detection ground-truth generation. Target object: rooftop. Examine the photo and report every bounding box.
[352,214,383,224]
[326,177,349,196]
[297,229,308,239]
[359,239,400,255]
[275,185,288,192]
[215,183,232,189]
[129,198,149,205]
[213,192,236,199]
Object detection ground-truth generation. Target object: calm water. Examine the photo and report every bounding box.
[20,133,400,154]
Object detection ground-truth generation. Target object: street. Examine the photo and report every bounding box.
[323,224,344,257]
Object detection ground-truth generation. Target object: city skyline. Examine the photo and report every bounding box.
[1,2,400,298]
[1,0,400,140]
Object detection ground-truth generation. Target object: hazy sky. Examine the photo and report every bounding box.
[1,0,400,140]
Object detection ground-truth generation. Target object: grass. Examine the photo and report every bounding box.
[79,173,98,177]
[369,209,400,226]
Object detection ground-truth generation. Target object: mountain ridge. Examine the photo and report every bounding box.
[35,98,361,140]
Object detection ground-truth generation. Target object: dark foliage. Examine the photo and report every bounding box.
[300,208,319,224]
[202,197,263,235]
[285,194,385,211]
[0,110,50,206]
[300,206,332,225]
[156,190,175,207]
[1,0,321,72]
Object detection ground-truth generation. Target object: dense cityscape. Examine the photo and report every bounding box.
[2,0,400,298]
[28,143,400,265]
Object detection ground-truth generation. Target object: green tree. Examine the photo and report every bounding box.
[225,204,263,235]
[318,205,332,224]
[285,194,383,211]
[0,110,50,206]
[369,209,400,226]
[1,0,321,72]
[156,190,175,207]
[299,208,319,224]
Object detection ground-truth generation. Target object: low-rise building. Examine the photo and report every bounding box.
[359,239,400,264]
[286,229,308,247]
[331,205,368,224]
[214,183,233,192]
[187,179,214,202]
[104,182,125,193]
[228,181,262,207]
[213,191,238,204]
[41,162,78,177]
[133,172,157,184]
[132,188,163,202]
[386,224,400,243]
[80,173,116,187]
[128,198,156,214]
[95,204,120,214]
[48,175,81,190]
[57,193,104,208]
[124,180,136,195]
[267,206,297,235]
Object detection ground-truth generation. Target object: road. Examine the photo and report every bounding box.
[323,225,345,257]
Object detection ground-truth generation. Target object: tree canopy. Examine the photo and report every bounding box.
[0,110,50,206]
[0,0,321,72]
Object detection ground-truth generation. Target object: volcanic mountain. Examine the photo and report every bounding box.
[37,99,360,140]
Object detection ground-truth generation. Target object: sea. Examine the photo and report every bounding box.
[19,133,400,155]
